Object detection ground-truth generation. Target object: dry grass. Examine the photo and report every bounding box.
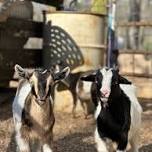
[0,90,152,152]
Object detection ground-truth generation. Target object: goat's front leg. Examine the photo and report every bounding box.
[15,132,30,152]
[42,133,53,152]
[15,123,30,152]
[130,132,139,152]
[71,91,78,118]
[94,128,108,152]
[116,134,128,152]
[43,144,53,152]
[80,100,88,119]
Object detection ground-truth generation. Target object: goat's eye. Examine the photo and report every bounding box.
[115,81,118,85]
[30,81,34,87]
[112,81,118,85]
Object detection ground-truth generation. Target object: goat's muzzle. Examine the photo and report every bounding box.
[35,96,47,105]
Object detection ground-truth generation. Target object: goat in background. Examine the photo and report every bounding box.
[51,62,95,118]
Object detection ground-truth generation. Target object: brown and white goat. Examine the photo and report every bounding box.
[13,64,70,152]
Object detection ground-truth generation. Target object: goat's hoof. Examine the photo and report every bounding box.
[85,114,93,120]
[84,115,88,119]
[72,114,80,119]
[72,114,77,119]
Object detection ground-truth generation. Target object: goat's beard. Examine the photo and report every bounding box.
[35,99,45,106]
[100,97,108,108]
[100,97,108,102]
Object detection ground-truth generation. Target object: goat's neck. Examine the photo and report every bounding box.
[29,95,53,128]
[109,86,121,100]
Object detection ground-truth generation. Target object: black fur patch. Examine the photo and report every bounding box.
[97,90,131,150]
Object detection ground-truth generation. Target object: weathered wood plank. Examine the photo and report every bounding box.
[32,0,63,8]
[119,49,152,55]
[0,48,42,87]
[0,48,42,68]
[121,72,152,78]
[117,21,152,27]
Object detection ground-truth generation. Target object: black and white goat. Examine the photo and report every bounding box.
[13,64,70,152]
[81,67,142,152]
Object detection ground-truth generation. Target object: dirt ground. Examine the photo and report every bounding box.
[0,89,152,152]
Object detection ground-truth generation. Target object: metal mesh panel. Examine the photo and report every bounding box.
[43,22,84,70]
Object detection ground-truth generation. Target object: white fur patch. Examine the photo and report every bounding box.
[120,84,142,140]
[82,81,92,93]
[13,82,31,123]
[15,122,30,151]
[43,144,53,152]
[100,68,113,94]
[94,102,101,119]
[95,127,108,152]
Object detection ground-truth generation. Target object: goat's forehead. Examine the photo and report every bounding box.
[31,70,52,82]
[100,68,113,77]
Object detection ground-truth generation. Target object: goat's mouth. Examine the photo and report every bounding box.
[100,97,108,103]
[35,98,46,105]
[100,97,109,108]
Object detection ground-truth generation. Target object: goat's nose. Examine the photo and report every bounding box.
[101,89,110,98]
[38,96,46,102]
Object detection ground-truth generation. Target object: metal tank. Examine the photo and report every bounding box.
[45,12,107,71]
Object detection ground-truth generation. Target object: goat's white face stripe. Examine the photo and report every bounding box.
[100,68,113,95]
[30,74,39,96]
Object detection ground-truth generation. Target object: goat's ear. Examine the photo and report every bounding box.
[113,65,119,72]
[14,64,29,79]
[118,75,132,84]
[53,66,70,81]
[80,73,96,82]
[112,67,131,84]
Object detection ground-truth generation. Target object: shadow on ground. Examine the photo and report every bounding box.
[7,132,96,152]
[139,143,152,152]
[6,132,16,152]
[54,132,96,152]
[139,98,152,112]
[0,88,16,121]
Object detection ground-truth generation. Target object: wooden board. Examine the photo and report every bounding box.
[0,48,42,87]
[0,18,43,38]
[32,0,63,8]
